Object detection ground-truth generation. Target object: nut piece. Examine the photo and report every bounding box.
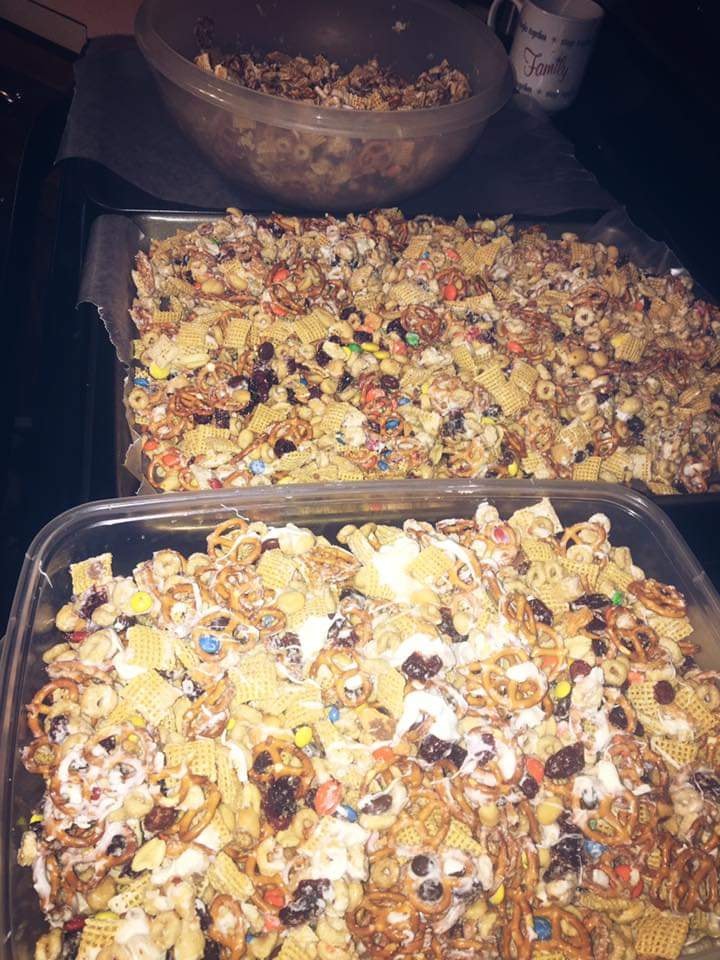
[132,836,167,872]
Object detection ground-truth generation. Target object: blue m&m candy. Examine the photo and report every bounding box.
[583,839,606,859]
[533,917,552,941]
[199,634,221,655]
[328,705,341,723]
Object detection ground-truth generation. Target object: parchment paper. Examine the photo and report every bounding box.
[77,207,689,496]
[58,36,615,216]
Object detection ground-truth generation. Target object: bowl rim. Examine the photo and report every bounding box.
[135,0,514,137]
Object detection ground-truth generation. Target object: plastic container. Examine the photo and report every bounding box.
[3,479,720,959]
[134,0,513,211]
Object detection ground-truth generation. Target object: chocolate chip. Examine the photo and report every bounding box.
[258,342,275,363]
[411,855,431,877]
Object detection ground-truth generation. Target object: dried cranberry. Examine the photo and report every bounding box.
[308,385,322,399]
[483,405,502,418]
[474,732,496,766]
[544,743,585,780]
[253,750,273,773]
[214,409,230,428]
[653,680,675,704]
[529,597,553,625]
[551,835,584,871]
[182,677,204,700]
[554,697,571,721]
[361,793,393,815]
[520,777,539,799]
[79,586,108,620]
[447,744,468,769]
[591,638,608,657]
[158,296,171,312]
[269,222,285,238]
[48,715,69,744]
[608,706,628,729]
[411,855,431,876]
[627,416,645,434]
[386,318,406,338]
[380,374,399,391]
[569,660,591,681]
[263,776,299,829]
[258,341,275,363]
[227,375,247,389]
[274,438,297,457]
[286,358,298,375]
[340,307,354,320]
[634,721,645,737]
[107,835,126,857]
[196,900,211,931]
[418,880,444,902]
[99,736,116,752]
[442,411,465,437]
[571,593,611,611]
[203,940,221,960]
[250,370,270,398]
[438,607,464,643]
[143,806,178,833]
[354,330,372,344]
[690,772,720,803]
[552,329,565,343]
[279,879,329,926]
[418,735,453,764]
[262,538,280,552]
[678,655,697,676]
[193,412,213,425]
[64,918,86,933]
[402,652,443,681]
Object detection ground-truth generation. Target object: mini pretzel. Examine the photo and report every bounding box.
[213,565,264,613]
[574,789,640,846]
[479,648,545,712]
[628,578,687,618]
[310,648,373,707]
[207,517,251,560]
[208,895,246,960]
[250,738,313,794]
[268,417,313,446]
[606,608,660,662]
[192,611,259,659]
[183,680,233,738]
[173,775,221,842]
[401,305,442,342]
[27,680,79,738]
[501,593,538,643]
[347,891,423,957]
[648,837,720,913]
[392,789,450,848]
[560,522,606,555]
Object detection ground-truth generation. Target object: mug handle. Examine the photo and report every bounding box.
[487,0,524,32]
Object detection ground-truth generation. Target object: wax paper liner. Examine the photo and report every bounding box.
[77,207,691,496]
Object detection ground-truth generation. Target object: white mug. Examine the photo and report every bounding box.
[488,0,604,111]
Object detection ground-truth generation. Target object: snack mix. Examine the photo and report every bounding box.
[20,498,720,960]
[192,24,472,110]
[128,210,720,494]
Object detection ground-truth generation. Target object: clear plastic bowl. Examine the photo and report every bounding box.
[134,0,513,211]
[2,480,720,958]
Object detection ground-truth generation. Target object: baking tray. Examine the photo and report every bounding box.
[79,208,715,503]
[3,480,720,960]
